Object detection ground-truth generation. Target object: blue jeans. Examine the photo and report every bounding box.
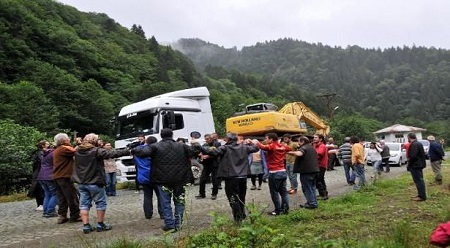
[410,168,426,200]
[372,160,382,176]
[354,164,366,187]
[40,180,58,214]
[142,184,163,219]
[268,171,289,214]
[105,172,117,196]
[286,163,298,190]
[157,184,185,229]
[300,173,318,208]
[343,161,356,184]
[78,184,107,211]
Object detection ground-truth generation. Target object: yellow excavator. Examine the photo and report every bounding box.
[226,102,329,137]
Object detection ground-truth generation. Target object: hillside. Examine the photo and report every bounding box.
[1,0,450,139]
[175,38,450,125]
[0,0,202,135]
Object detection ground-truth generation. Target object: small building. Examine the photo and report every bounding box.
[374,124,426,143]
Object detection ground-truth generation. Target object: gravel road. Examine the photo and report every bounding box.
[0,165,410,248]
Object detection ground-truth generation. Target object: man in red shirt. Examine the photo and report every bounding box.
[313,134,329,200]
[252,133,291,215]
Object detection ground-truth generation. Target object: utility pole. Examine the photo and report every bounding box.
[316,93,339,120]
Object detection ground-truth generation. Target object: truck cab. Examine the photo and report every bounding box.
[114,87,215,182]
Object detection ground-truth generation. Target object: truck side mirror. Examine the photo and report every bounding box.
[162,110,176,130]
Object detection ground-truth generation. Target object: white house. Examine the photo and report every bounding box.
[374,124,426,143]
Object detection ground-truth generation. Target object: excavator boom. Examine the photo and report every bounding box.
[278,102,330,135]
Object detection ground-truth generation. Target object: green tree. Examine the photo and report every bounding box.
[330,113,384,143]
[0,81,59,132]
[0,120,47,194]
[130,24,145,38]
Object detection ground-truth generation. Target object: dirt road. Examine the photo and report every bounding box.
[0,165,409,248]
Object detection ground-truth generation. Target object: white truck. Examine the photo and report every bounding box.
[114,87,215,182]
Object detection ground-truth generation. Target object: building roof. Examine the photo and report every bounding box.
[374,124,426,134]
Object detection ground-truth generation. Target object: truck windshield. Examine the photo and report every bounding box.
[116,111,157,139]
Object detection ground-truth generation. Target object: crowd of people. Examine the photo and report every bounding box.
[29,133,130,234]
[28,129,445,234]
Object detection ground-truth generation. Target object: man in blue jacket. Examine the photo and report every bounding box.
[134,136,163,220]
[132,128,194,233]
[428,135,446,185]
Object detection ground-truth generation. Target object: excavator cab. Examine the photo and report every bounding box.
[245,103,278,113]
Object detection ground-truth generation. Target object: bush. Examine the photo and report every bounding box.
[0,120,46,195]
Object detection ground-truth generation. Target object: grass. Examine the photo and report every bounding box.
[180,161,450,247]
[2,162,449,247]
[0,191,29,203]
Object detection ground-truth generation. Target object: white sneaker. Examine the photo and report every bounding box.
[35,205,43,211]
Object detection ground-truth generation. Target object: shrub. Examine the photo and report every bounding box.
[0,120,46,194]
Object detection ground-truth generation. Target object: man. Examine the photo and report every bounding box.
[379,140,390,173]
[282,134,299,194]
[133,128,194,232]
[407,132,427,201]
[350,136,366,189]
[72,133,130,234]
[133,134,146,193]
[326,137,339,171]
[313,134,329,200]
[252,133,291,215]
[200,133,259,222]
[337,137,355,185]
[428,135,445,185]
[288,136,320,209]
[135,136,163,219]
[195,134,220,200]
[52,133,80,224]
[210,132,224,188]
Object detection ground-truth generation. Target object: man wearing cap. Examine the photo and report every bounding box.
[428,135,445,185]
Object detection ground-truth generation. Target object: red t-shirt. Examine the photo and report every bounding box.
[314,142,328,168]
[257,141,291,172]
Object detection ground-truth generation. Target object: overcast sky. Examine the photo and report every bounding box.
[57,0,449,50]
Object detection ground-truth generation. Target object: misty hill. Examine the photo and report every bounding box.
[175,38,450,125]
[0,0,203,135]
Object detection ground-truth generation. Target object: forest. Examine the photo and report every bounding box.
[0,0,449,191]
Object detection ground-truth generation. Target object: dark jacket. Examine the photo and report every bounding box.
[37,149,54,181]
[133,138,193,185]
[293,143,320,174]
[407,140,426,169]
[201,142,220,168]
[429,141,445,162]
[31,149,43,180]
[201,141,259,178]
[73,143,129,186]
[380,145,390,159]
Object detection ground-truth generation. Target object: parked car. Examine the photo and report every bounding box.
[365,142,407,166]
[418,139,430,159]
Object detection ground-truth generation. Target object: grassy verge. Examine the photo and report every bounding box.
[0,182,133,203]
[107,161,450,248]
[0,191,29,203]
